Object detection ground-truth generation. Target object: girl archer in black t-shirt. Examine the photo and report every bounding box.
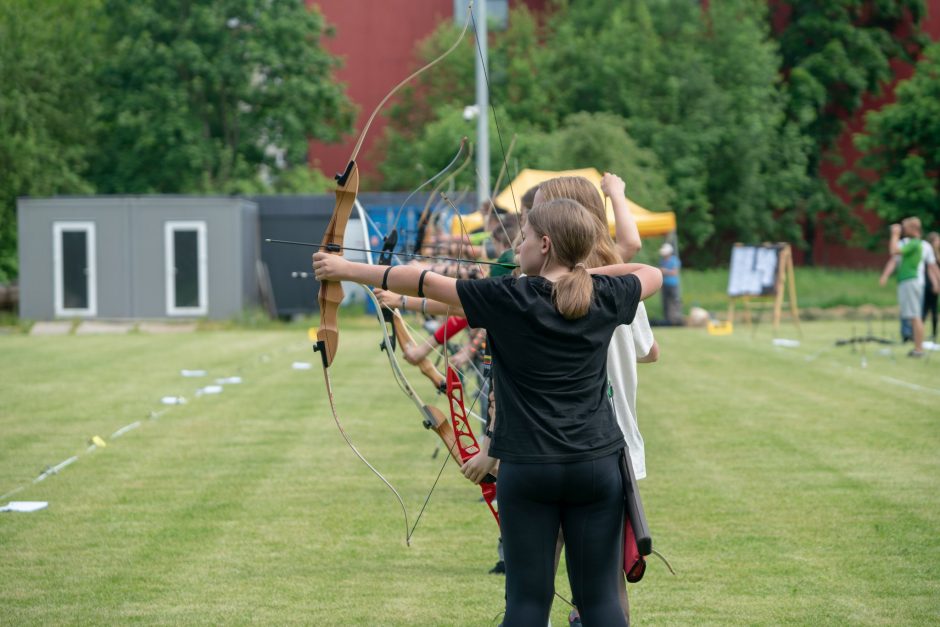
[313,198,661,626]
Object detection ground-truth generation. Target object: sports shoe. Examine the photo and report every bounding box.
[908,350,924,358]
[568,609,582,626]
[489,560,505,574]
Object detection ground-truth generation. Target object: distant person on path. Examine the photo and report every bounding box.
[659,243,683,325]
[888,218,940,357]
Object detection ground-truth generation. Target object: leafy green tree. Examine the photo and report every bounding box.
[777,0,926,151]
[380,0,810,263]
[0,0,100,281]
[843,43,940,229]
[518,112,675,215]
[774,0,927,258]
[88,0,353,194]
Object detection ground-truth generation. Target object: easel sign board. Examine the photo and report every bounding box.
[727,244,784,297]
[725,243,801,334]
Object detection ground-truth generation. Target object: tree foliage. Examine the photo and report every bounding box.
[843,43,940,228]
[0,0,100,281]
[378,0,812,263]
[0,0,351,280]
[88,0,353,194]
[774,0,927,257]
[777,0,926,151]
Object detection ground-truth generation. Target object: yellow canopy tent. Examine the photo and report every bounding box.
[452,167,677,237]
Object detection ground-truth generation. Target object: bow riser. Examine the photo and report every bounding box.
[315,163,360,367]
[446,366,499,527]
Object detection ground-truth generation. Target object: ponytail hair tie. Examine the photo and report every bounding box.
[574,262,587,270]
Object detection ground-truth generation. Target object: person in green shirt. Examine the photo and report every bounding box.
[889,217,940,357]
[489,212,519,278]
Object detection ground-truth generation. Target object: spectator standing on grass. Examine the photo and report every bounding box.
[888,218,940,357]
[659,243,683,325]
[924,232,940,342]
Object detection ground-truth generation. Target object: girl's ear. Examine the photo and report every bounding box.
[540,234,551,255]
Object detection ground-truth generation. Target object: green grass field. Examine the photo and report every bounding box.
[1,317,938,625]
[679,267,897,313]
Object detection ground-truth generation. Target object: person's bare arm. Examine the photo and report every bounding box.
[314,253,461,307]
[879,257,897,287]
[929,262,940,294]
[460,432,498,483]
[590,263,663,300]
[372,288,464,317]
[637,340,659,363]
[601,172,642,262]
[889,224,902,255]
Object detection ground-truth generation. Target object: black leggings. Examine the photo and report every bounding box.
[924,287,938,338]
[498,451,626,627]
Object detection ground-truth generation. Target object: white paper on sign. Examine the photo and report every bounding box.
[292,362,312,370]
[1,501,49,513]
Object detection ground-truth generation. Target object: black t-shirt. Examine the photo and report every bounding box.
[456,273,641,463]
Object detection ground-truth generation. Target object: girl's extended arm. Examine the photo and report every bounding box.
[313,253,461,308]
[372,288,464,317]
[590,262,663,301]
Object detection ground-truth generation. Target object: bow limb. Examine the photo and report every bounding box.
[390,308,447,392]
[353,199,465,471]
[347,4,474,165]
[321,364,411,543]
[362,287,464,469]
[386,137,468,252]
[316,0,473,365]
[311,3,475,547]
[416,142,475,256]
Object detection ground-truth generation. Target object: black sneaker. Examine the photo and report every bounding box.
[489,560,505,574]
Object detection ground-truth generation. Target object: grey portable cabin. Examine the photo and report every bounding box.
[18,196,259,320]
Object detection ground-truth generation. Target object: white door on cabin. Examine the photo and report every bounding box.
[53,222,97,317]
[164,221,208,316]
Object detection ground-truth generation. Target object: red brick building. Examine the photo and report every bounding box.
[307,1,546,181]
[309,0,940,267]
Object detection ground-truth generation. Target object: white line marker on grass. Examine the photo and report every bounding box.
[880,376,940,396]
[111,422,141,439]
[0,486,25,501]
[34,456,79,483]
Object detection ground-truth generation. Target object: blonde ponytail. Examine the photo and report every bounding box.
[526,199,596,319]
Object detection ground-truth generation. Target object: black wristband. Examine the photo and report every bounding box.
[417,269,429,298]
[382,266,393,291]
[484,428,494,439]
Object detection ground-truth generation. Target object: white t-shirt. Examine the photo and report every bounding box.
[606,301,655,479]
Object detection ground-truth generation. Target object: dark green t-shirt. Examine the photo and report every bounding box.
[898,238,924,283]
[489,249,516,278]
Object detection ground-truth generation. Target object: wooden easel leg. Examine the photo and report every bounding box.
[787,249,801,336]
